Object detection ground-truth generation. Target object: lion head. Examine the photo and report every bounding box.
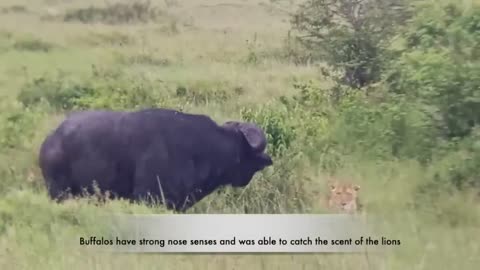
[327,181,361,213]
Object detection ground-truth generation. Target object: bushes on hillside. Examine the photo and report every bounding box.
[387,3,480,140]
[13,36,55,52]
[64,1,164,24]
[290,0,480,193]
[18,72,95,110]
[17,69,169,111]
[0,103,42,150]
[386,3,480,191]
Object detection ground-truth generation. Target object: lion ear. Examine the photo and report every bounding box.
[329,182,337,191]
[326,176,337,190]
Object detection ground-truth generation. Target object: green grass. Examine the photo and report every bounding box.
[0,0,479,269]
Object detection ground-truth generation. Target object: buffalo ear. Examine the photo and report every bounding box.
[222,121,268,153]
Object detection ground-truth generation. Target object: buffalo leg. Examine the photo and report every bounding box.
[45,175,73,202]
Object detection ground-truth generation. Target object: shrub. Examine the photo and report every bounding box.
[239,80,343,171]
[80,31,135,47]
[423,128,480,191]
[386,3,480,140]
[291,0,411,88]
[0,30,13,52]
[1,5,28,14]
[174,80,242,105]
[17,68,169,111]
[114,52,171,66]
[329,90,433,161]
[64,1,164,24]
[0,103,41,150]
[18,72,95,110]
[240,103,296,157]
[73,78,164,110]
[13,36,55,52]
[273,79,438,164]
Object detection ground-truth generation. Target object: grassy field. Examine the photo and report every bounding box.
[0,0,479,269]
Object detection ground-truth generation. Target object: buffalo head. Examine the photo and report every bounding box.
[221,121,273,187]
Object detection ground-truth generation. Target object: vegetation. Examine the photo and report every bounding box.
[63,1,165,24]
[0,0,479,269]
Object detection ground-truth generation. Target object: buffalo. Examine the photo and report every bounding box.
[38,108,273,211]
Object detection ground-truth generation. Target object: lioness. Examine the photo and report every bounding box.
[327,181,361,214]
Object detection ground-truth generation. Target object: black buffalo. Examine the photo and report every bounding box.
[38,108,273,211]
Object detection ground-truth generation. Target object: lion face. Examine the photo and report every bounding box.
[327,181,360,213]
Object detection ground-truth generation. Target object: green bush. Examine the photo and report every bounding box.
[425,129,480,191]
[64,1,164,24]
[72,74,165,110]
[237,80,343,170]
[0,102,46,150]
[17,67,245,113]
[17,69,171,111]
[81,31,135,47]
[291,0,411,88]
[1,5,28,14]
[114,52,171,66]
[18,72,96,110]
[268,79,438,165]
[13,36,55,52]
[174,80,241,105]
[332,91,438,162]
[386,3,480,139]
[240,103,296,157]
[289,0,480,194]
[381,2,480,195]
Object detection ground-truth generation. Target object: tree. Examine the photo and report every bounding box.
[291,0,411,89]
